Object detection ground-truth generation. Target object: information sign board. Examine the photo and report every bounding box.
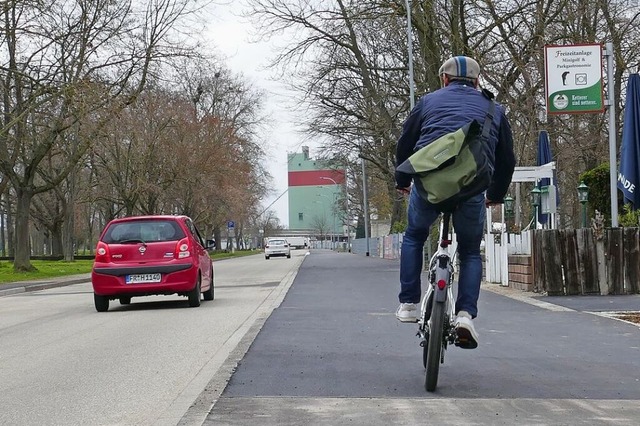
[544,44,604,114]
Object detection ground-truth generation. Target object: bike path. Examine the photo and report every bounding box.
[205,250,640,425]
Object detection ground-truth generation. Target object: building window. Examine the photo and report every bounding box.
[298,212,304,221]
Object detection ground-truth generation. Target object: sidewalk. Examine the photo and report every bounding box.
[482,280,640,320]
[0,273,91,297]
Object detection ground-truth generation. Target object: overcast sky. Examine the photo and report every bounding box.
[205,1,317,228]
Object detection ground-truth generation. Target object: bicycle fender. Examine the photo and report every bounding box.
[434,265,449,303]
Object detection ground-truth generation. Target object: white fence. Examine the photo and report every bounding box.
[484,230,532,285]
[348,225,533,287]
[351,234,402,259]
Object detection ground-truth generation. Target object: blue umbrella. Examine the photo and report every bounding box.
[618,73,640,210]
[536,130,555,225]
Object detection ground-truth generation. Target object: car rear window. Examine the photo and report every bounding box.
[102,220,186,243]
[268,239,287,245]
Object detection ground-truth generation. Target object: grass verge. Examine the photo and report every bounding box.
[0,250,261,284]
[210,249,260,261]
[0,260,94,284]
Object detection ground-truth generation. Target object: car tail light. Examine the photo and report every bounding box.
[95,241,111,263]
[175,237,191,259]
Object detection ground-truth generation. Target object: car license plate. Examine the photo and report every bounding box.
[126,273,161,284]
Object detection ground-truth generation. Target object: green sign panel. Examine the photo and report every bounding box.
[544,44,604,114]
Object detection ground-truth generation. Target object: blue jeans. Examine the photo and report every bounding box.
[399,188,486,318]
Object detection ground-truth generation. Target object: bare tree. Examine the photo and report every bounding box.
[0,0,210,271]
[310,213,330,241]
[247,0,640,230]
[85,59,271,250]
[172,61,271,237]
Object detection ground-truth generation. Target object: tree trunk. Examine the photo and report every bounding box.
[52,222,64,257]
[63,172,75,260]
[235,226,244,250]
[86,217,93,255]
[5,189,14,257]
[0,204,5,257]
[14,188,35,271]
[213,227,222,250]
[31,229,44,255]
[355,216,364,239]
[0,190,6,257]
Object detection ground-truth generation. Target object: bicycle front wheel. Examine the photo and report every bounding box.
[425,300,445,392]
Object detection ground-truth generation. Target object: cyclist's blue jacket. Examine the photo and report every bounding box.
[395,81,516,203]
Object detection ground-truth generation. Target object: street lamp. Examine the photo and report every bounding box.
[577,181,589,228]
[503,194,514,242]
[531,186,541,229]
[504,194,514,233]
[504,195,514,218]
[405,0,415,108]
[319,176,337,185]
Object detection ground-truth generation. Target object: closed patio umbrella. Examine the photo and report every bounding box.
[618,73,640,210]
[536,130,558,226]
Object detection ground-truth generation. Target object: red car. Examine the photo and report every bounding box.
[91,215,214,312]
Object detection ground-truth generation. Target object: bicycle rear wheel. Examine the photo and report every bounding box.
[425,299,445,392]
[421,293,434,368]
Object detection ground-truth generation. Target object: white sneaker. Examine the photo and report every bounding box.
[454,311,479,349]
[396,303,418,323]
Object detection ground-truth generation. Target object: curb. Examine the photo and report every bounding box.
[0,275,91,298]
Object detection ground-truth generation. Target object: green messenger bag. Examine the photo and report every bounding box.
[396,95,495,212]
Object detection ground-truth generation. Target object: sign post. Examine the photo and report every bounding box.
[544,43,618,227]
[227,220,235,253]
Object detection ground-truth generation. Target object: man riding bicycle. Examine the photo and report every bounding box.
[394,56,516,349]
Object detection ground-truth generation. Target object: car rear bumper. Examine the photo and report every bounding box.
[265,251,290,256]
[92,263,198,296]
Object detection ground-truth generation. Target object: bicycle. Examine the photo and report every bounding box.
[416,212,457,392]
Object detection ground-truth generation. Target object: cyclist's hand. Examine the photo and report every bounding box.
[396,186,411,196]
[485,198,502,207]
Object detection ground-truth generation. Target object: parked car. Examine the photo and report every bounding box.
[264,238,291,260]
[91,215,214,312]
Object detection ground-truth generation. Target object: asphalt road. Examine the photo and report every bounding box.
[205,250,640,425]
[0,251,306,426]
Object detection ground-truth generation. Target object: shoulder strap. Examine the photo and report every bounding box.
[481,91,496,140]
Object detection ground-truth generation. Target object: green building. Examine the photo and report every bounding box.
[288,146,345,241]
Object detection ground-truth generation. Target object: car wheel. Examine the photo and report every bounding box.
[203,283,214,301]
[119,296,131,305]
[203,266,214,301]
[94,293,109,312]
[287,254,291,258]
[188,274,202,307]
